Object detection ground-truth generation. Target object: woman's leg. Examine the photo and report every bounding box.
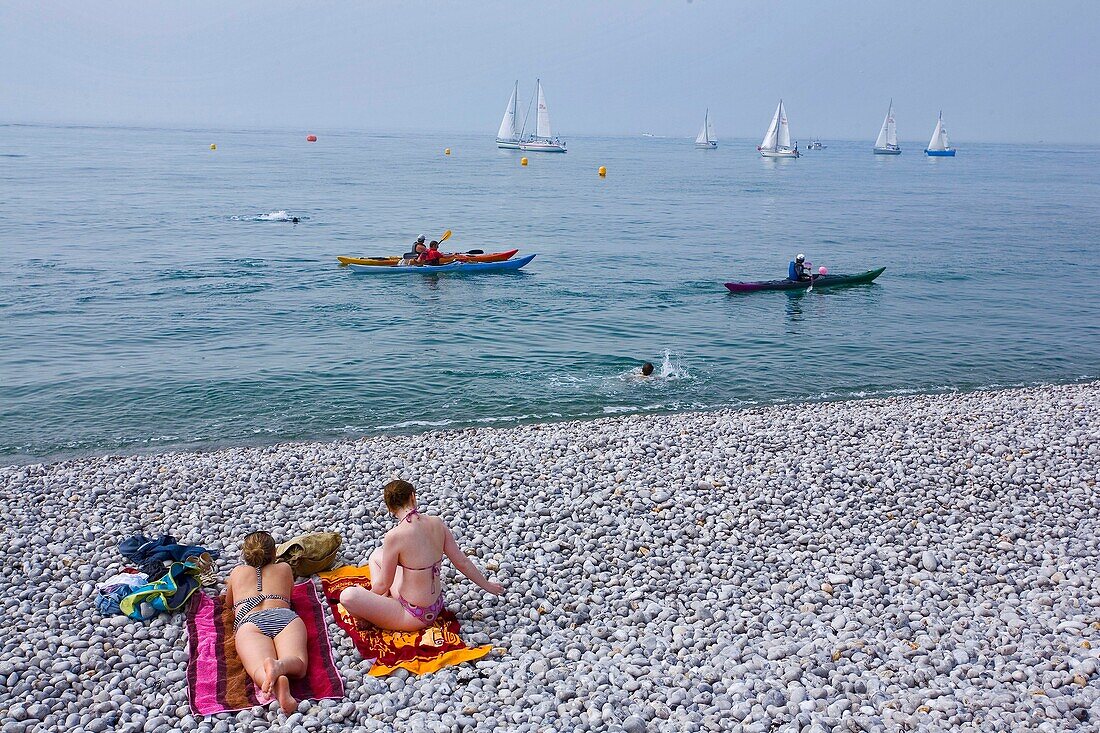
[339,586,427,632]
[267,617,308,714]
[234,625,278,694]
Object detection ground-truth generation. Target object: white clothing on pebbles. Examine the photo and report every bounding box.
[1,382,1098,733]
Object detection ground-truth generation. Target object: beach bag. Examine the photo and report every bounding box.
[276,532,342,577]
[119,561,201,620]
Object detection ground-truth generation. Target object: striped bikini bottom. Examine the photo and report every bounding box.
[238,607,300,638]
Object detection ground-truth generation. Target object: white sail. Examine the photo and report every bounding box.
[875,100,896,148]
[777,100,791,149]
[927,112,949,151]
[535,80,552,140]
[695,109,710,144]
[497,82,518,141]
[707,113,715,143]
[760,101,782,150]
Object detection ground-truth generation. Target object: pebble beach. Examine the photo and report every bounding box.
[2,382,1098,733]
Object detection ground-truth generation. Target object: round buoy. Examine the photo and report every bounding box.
[598,166,607,177]
[521,157,528,166]
[306,134,317,142]
[209,144,217,150]
[445,148,451,155]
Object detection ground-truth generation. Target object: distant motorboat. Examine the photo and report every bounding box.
[925,111,956,156]
[518,80,566,153]
[694,109,718,149]
[807,138,826,150]
[873,99,902,155]
[495,81,523,149]
[642,132,656,138]
[758,100,800,158]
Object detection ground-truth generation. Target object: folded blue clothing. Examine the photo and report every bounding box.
[119,534,219,580]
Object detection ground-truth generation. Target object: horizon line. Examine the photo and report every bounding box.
[0,119,1086,147]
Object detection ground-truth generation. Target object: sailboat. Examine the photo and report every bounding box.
[695,109,717,149]
[495,81,522,149]
[925,111,956,156]
[758,99,799,158]
[519,80,567,153]
[873,100,901,155]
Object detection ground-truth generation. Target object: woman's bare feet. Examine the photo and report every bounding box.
[261,657,282,695]
[274,674,297,715]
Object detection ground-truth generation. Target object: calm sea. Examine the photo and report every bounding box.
[2,124,1097,463]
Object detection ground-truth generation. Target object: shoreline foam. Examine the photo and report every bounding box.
[2,383,1098,731]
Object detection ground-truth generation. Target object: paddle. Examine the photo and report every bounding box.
[340,230,456,267]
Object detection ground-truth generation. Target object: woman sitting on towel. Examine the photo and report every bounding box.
[227,531,307,714]
[341,479,504,630]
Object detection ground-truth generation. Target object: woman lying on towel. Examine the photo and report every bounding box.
[227,531,307,714]
[341,479,504,630]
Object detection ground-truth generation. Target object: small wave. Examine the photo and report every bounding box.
[231,210,305,222]
[602,403,667,414]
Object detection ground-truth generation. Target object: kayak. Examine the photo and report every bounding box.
[724,267,886,293]
[348,254,535,275]
[337,249,519,267]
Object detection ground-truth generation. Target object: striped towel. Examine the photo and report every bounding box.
[185,581,344,715]
[318,565,493,676]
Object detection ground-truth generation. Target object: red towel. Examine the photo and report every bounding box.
[319,565,492,676]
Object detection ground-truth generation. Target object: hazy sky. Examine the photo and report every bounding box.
[3,1,1098,143]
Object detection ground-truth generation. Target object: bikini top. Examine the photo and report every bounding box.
[233,566,292,627]
[397,508,442,577]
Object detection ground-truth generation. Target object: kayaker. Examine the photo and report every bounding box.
[418,240,444,266]
[790,254,813,282]
[402,242,427,265]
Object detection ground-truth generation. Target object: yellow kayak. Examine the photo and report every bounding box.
[337,249,519,267]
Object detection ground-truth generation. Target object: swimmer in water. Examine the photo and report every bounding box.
[640,362,655,377]
[291,217,300,224]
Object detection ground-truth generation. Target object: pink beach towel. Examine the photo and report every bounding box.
[185,581,344,715]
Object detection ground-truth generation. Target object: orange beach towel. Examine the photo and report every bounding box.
[318,565,493,676]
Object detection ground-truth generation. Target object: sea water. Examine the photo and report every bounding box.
[1,124,1097,463]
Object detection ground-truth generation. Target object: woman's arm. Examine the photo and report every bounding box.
[443,525,504,595]
[370,534,400,597]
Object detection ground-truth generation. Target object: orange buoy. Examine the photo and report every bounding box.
[521,157,528,166]
[209,144,217,150]
[598,166,607,177]
[306,134,318,142]
[445,148,451,155]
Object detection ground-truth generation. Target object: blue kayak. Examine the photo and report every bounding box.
[348,254,535,275]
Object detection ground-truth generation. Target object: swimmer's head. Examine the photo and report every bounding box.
[641,362,655,377]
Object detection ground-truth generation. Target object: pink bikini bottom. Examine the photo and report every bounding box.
[399,593,443,624]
